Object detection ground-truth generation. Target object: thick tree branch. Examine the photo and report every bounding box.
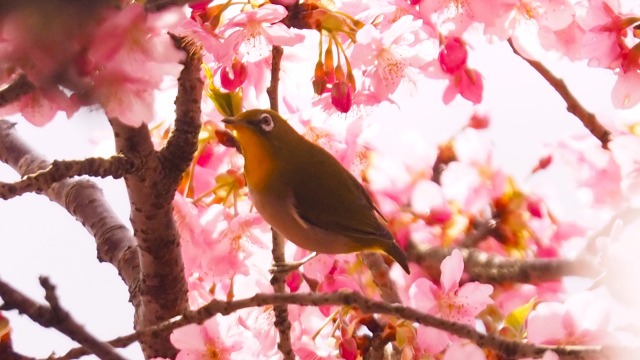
[508,39,611,149]
[0,154,140,200]
[408,243,602,284]
[0,277,124,360]
[110,36,202,358]
[0,75,35,108]
[0,120,139,292]
[58,291,628,360]
[159,35,203,176]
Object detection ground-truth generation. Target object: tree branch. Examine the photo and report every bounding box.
[0,120,139,293]
[361,252,402,304]
[57,291,629,360]
[407,243,602,284]
[159,35,204,176]
[0,154,141,200]
[110,36,203,358]
[0,75,35,108]
[459,218,497,248]
[144,0,202,12]
[0,277,125,360]
[508,39,611,149]
[265,44,295,360]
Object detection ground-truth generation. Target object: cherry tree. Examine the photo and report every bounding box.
[0,0,639,359]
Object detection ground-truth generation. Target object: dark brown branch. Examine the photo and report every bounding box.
[0,75,35,108]
[265,45,295,360]
[407,243,602,284]
[159,35,204,176]
[0,120,139,291]
[267,46,283,113]
[0,154,140,200]
[508,39,611,149]
[144,0,202,12]
[110,36,203,358]
[0,277,125,360]
[57,291,629,360]
[459,218,497,248]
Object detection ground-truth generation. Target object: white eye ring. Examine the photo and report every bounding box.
[259,113,274,132]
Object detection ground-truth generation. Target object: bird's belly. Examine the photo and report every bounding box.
[250,191,360,254]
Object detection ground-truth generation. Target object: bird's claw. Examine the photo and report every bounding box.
[269,252,318,274]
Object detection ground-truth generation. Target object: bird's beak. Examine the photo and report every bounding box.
[221,117,237,128]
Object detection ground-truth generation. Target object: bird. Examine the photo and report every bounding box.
[222,109,410,274]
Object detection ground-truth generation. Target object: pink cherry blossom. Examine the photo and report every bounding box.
[554,135,623,209]
[442,67,484,104]
[81,4,185,127]
[351,15,437,102]
[611,69,640,109]
[171,313,260,359]
[408,249,493,352]
[443,342,487,360]
[409,249,493,324]
[527,291,611,345]
[219,4,304,63]
[0,87,79,127]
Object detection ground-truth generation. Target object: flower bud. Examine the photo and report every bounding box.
[331,80,353,113]
[439,37,467,74]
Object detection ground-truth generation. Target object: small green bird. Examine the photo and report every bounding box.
[222,109,410,274]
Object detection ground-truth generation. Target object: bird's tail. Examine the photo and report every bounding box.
[383,242,411,274]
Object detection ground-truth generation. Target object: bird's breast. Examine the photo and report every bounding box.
[249,190,362,254]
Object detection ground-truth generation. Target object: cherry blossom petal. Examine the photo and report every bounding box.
[440,249,463,294]
[443,342,487,360]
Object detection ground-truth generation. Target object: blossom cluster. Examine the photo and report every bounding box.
[1,0,639,359]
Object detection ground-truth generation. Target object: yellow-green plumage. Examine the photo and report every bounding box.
[223,109,410,274]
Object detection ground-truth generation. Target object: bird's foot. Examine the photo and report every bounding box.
[269,252,318,274]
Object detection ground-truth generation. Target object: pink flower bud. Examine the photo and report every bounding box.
[468,112,490,129]
[285,270,302,292]
[532,155,553,173]
[339,337,358,360]
[439,37,468,74]
[220,60,247,92]
[331,80,353,113]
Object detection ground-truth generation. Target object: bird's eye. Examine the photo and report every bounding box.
[259,113,274,132]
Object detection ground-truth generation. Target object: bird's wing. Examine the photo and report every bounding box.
[289,144,393,243]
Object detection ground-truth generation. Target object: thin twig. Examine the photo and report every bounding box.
[55,291,630,360]
[459,218,498,248]
[0,154,140,200]
[265,44,295,360]
[0,277,125,360]
[267,46,283,113]
[361,252,402,304]
[508,39,611,149]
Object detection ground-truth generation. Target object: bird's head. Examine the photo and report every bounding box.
[222,109,297,152]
